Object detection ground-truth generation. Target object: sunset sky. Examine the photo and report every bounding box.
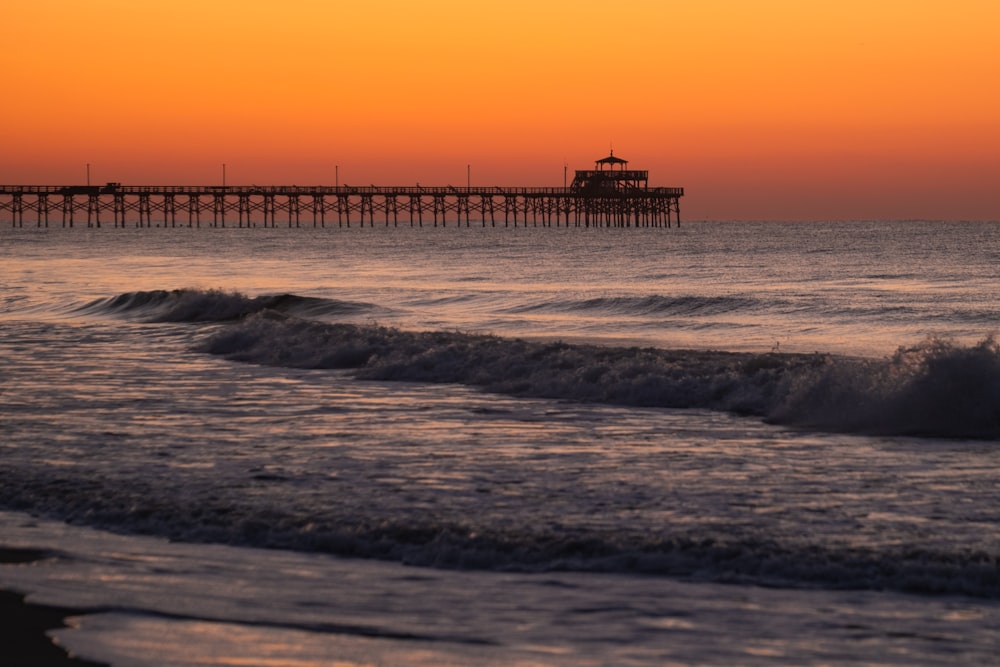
[3,0,998,220]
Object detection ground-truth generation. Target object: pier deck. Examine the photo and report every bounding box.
[0,183,683,229]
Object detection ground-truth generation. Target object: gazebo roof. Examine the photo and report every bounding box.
[595,150,628,166]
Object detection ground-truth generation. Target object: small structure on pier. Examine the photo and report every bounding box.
[571,151,649,193]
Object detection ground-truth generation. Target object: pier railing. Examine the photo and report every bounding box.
[1,184,683,229]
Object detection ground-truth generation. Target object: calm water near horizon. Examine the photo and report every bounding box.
[1,220,999,665]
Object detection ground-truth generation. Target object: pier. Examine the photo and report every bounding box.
[1,154,682,229]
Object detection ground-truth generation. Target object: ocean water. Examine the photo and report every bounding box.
[1,220,999,666]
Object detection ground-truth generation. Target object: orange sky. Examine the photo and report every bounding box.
[3,0,998,220]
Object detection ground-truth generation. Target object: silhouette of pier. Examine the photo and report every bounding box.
[1,154,683,229]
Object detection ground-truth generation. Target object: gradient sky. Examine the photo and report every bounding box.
[3,0,998,220]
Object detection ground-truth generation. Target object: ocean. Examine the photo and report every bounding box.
[1,220,998,665]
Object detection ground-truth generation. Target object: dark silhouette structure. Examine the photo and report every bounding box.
[1,155,682,228]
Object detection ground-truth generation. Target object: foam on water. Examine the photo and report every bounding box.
[4,438,999,599]
[773,337,1000,438]
[2,299,997,599]
[190,297,1000,440]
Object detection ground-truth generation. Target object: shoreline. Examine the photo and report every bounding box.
[0,548,107,667]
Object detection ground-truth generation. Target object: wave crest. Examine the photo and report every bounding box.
[81,289,371,323]
[198,313,1000,439]
[772,336,1000,438]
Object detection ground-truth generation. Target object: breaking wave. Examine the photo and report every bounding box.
[79,288,373,322]
[197,310,1000,440]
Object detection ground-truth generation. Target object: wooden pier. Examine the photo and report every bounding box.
[1,154,683,229]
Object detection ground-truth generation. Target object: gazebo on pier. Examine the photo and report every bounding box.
[570,150,649,193]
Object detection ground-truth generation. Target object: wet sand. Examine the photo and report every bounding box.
[0,548,107,667]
